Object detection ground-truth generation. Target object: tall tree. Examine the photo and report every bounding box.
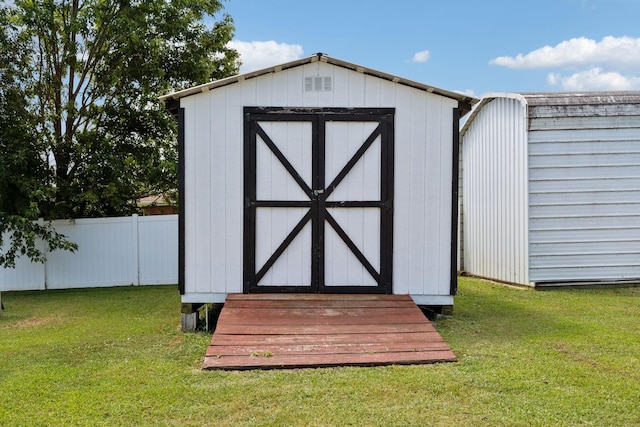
[0,7,76,268]
[8,0,239,219]
[0,0,239,267]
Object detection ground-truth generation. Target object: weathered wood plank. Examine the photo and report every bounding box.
[221,306,424,315]
[203,350,457,370]
[216,313,427,326]
[210,331,445,346]
[217,307,428,325]
[213,322,438,335]
[206,341,452,357]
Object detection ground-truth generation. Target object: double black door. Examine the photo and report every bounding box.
[243,107,394,293]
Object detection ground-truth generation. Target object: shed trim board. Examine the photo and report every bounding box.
[461,91,640,287]
[177,107,186,295]
[450,108,460,295]
[167,53,476,306]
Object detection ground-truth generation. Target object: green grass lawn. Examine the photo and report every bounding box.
[0,278,639,426]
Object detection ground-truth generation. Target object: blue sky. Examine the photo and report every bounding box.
[221,0,640,97]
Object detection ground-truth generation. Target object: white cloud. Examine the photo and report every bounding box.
[490,36,640,70]
[228,40,304,73]
[546,72,562,86]
[491,36,640,91]
[546,67,640,91]
[410,50,431,63]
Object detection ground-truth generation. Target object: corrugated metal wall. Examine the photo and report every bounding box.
[528,103,640,283]
[461,97,530,285]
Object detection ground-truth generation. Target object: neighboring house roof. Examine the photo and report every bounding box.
[137,195,177,215]
[137,194,172,207]
[461,91,640,136]
[159,52,478,114]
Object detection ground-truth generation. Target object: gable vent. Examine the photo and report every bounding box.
[305,76,332,92]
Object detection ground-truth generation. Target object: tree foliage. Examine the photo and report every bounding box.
[0,0,239,267]
[1,7,77,267]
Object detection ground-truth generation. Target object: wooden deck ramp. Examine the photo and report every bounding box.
[203,294,456,370]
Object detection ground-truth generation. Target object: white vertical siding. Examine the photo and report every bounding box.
[210,83,230,294]
[392,85,412,295]
[461,97,530,285]
[224,83,245,294]
[192,91,213,294]
[182,61,458,302]
[528,105,640,283]
[391,87,457,298]
[406,86,428,294]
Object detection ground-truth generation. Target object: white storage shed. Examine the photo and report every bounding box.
[460,92,640,287]
[160,53,475,320]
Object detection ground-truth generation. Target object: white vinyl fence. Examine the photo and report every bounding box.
[0,214,178,291]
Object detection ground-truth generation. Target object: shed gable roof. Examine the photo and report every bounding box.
[160,53,477,114]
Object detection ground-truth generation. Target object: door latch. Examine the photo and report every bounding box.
[313,189,324,197]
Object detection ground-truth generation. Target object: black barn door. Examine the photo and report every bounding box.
[243,107,394,293]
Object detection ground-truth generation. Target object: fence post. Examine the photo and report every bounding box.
[40,218,47,290]
[132,214,140,286]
